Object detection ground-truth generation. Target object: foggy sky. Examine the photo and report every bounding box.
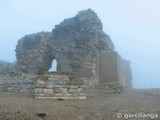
[0,0,160,88]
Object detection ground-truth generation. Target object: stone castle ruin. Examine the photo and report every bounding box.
[0,9,132,99]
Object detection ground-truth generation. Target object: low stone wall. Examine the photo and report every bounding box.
[0,72,88,99]
[0,72,126,99]
[0,73,39,94]
[34,73,88,99]
[0,61,16,73]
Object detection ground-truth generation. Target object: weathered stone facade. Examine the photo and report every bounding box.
[0,9,133,99]
[99,51,132,88]
[34,72,88,99]
[16,9,114,86]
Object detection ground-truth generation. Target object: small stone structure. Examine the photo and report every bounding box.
[34,72,87,99]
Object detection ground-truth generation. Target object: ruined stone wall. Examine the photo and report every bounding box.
[99,52,119,84]
[34,73,88,99]
[0,72,89,99]
[15,9,132,90]
[15,32,52,74]
[117,57,132,88]
[98,51,132,88]
[0,73,38,94]
[16,9,114,85]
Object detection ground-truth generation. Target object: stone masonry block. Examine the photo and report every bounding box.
[48,77,59,81]
[80,85,87,88]
[57,80,66,85]
[54,85,64,88]
[55,94,63,97]
[53,88,68,93]
[43,89,53,94]
[77,88,85,93]
[70,85,79,89]
[48,77,54,81]
[79,93,87,96]
[63,76,69,81]
[37,80,45,85]
[46,80,56,85]
[73,93,80,97]
[69,89,76,93]
[45,84,54,89]
[34,88,43,93]
[63,93,72,97]
[34,84,45,88]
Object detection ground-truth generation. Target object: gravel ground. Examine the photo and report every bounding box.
[0,88,160,120]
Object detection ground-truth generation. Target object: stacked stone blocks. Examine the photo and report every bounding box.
[34,72,87,99]
[0,73,38,94]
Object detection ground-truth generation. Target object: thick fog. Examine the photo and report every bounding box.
[0,0,160,88]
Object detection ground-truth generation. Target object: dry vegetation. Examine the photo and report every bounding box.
[0,88,160,120]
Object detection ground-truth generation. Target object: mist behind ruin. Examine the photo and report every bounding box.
[0,0,160,88]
